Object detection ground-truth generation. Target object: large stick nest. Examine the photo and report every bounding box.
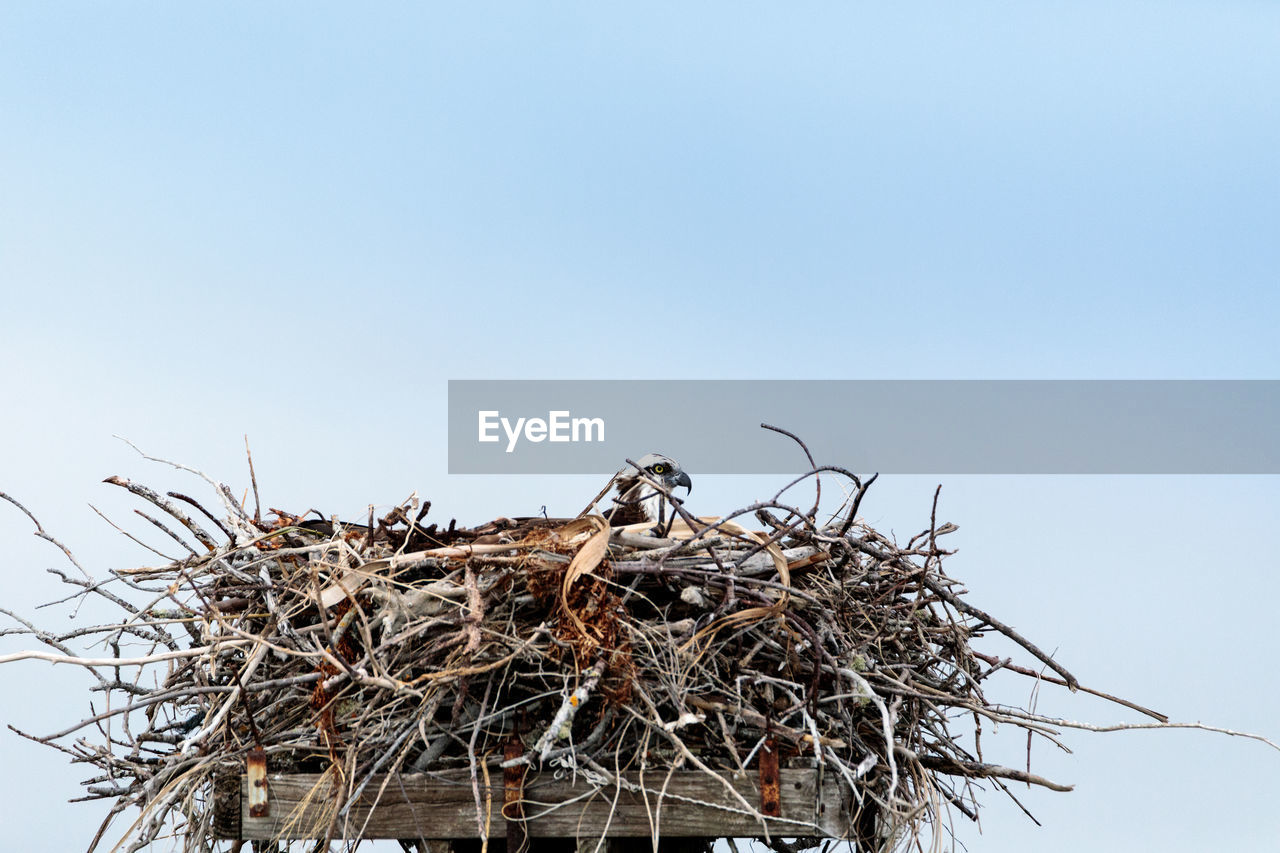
[1,452,1168,853]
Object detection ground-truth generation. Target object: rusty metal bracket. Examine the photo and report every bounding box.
[759,735,781,818]
[503,737,529,853]
[246,747,269,818]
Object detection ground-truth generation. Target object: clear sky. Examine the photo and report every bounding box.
[1,3,1277,851]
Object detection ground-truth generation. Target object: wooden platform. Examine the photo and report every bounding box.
[213,769,852,841]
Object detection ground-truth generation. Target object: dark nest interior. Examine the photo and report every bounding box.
[0,448,1175,853]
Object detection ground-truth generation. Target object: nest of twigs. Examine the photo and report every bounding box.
[1,449,1175,853]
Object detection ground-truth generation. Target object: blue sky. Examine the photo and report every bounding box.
[1,3,1277,851]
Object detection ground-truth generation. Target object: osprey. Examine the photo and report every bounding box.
[603,453,692,528]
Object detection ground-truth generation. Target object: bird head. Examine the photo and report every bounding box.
[619,452,692,495]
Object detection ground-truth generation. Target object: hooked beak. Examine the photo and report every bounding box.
[671,470,692,494]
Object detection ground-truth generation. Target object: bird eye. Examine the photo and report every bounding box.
[652,464,666,474]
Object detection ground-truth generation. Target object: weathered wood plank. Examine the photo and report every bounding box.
[216,769,850,841]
